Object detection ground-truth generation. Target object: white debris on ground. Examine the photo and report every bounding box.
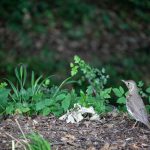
[59,103,99,123]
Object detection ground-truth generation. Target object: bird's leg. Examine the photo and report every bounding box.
[132,121,138,129]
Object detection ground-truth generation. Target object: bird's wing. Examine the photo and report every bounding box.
[128,94,149,124]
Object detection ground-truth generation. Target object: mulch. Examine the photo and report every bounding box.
[0,113,150,150]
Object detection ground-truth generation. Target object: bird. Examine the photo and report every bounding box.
[122,80,150,129]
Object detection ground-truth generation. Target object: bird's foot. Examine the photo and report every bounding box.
[131,121,139,129]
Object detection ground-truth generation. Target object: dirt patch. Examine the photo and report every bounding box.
[0,114,150,150]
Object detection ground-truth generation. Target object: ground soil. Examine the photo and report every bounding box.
[0,113,150,150]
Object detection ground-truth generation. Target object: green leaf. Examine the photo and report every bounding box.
[44,99,54,106]
[119,86,124,95]
[42,107,51,116]
[0,89,10,111]
[146,105,150,113]
[62,94,71,111]
[71,66,78,76]
[32,93,43,101]
[53,109,63,117]
[117,97,126,104]
[146,87,150,93]
[6,79,19,99]
[105,88,112,93]
[35,101,47,111]
[0,82,7,89]
[70,63,74,67]
[74,55,80,63]
[35,99,53,111]
[86,86,94,95]
[101,68,105,73]
[55,94,66,101]
[113,88,123,97]
[21,107,30,113]
[0,89,10,99]
[6,105,14,114]
[138,81,144,87]
[100,89,111,99]
[27,133,51,150]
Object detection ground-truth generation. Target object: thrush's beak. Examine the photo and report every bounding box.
[121,80,126,84]
[121,79,125,82]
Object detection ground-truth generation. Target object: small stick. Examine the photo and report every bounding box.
[15,118,28,142]
[5,132,26,149]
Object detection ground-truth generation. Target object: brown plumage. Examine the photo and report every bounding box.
[122,80,150,129]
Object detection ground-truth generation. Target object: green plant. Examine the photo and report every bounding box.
[71,55,109,93]
[137,81,150,113]
[6,65,27,102]
[1,64,77,117]
[113,81,150,112]
[0,82,10,114]
[35,87,76,117]
[1,56,150,117]
[26,133,51,150]
[113,86,126,105]
[70,56,111,113]
[5,118,51,150]
[5,65,48,115]
[78,87,112,113]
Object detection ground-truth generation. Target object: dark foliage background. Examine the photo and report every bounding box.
[0,0,150,85]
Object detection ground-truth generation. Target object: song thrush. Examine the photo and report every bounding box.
[122,80,150,129]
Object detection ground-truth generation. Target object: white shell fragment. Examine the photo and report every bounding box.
[59,103,99,123]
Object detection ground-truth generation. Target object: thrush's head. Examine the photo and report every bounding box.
[122,80,137,92]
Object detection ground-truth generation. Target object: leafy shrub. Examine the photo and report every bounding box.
[0,65,76,116]
[136,81,150,113]
[70,55,112,113]
[1,55,150,117]
[71,55,109,93]
[35,89,77,116]
[5,65,48,115]
[113,86,126,105]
